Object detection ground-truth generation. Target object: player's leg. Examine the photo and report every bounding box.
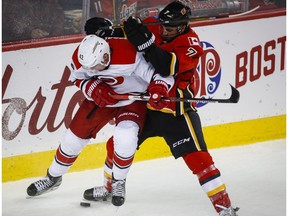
[83,136,114,201]
[182,151,238,215]
[26,100,115,197]
[26,128,90,196]
[111,120,139,206]
[111,101,147,206]
[82,101,147,205]
[164,110,239,215]
[184,111,238,215]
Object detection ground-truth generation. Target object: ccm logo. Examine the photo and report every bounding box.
[172,137,191,148]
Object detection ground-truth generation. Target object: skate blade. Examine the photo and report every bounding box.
[83,193,112,202]
[25,186,60,199]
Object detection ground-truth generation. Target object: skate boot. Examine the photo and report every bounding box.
[217,205,240,216]
[27,170,62,196]
[83,186,112,201]
[111,177,126,206]
[84,172,112,201]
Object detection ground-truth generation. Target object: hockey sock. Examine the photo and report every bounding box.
[209,189,231,213]
[112,151,135,180]
[49,145,79,177]
[49,129,89,177]
[112,120,138,180]
[182,151,231,213]
[104,136,114,192]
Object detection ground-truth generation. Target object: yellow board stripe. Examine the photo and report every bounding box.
[2,115,286,182]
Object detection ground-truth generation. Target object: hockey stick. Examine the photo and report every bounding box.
[111,84,240,104]
[100,6,260,30]
[229,5,260,17]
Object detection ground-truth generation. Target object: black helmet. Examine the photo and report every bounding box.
[159,1,191,27]
[84,17,113,38]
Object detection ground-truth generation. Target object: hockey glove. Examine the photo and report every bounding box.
[148,80,169,110]
[124,16,155,52]
[85,79,118,107]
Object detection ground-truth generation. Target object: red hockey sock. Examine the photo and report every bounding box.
[209,190,232,213]
[182,151,231,213]
[106,136,114,161]
[104,137,114,192]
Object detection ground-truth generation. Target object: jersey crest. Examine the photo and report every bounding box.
[97,75,124,86]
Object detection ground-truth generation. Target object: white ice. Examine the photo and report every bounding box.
[2,139,286,216]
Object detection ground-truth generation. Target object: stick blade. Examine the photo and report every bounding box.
[228,84,240,103]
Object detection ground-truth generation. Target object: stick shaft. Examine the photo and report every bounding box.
[111,85,240,104]
[112,95,233,103]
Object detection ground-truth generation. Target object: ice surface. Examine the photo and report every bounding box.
[2,139,286,216]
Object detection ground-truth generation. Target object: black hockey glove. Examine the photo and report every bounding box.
[124,17,155,52]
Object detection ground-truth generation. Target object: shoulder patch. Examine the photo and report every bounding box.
[188,37,200,46]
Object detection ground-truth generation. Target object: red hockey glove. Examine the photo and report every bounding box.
[148,80,169,110]
[85,79,118,107]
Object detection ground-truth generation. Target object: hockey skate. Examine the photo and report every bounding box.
[83,186,112,201]
[217,205,240,216]
[111,178,126,206]
[26,170,62,196]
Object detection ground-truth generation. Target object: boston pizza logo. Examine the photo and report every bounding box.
[195,41,222,108]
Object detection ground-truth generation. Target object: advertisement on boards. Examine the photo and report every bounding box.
[2,16,286,160]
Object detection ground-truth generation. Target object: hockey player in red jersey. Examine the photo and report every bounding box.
[83,1,239,215]
[26,21,173,207]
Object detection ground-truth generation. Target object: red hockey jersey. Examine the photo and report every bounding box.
[144,16,204,115]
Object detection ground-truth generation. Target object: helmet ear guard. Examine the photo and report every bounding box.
[78,35,111,68]
[159,1,191,27]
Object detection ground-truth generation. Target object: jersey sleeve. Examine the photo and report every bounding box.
[160,31,204,75]
[142,17,203,78]
[144,44,178,77]
[70,46,81,71]
[152,73,175,91]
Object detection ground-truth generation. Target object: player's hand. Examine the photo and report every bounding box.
[124,16,155,52]
[85,79,118,107]
[148,80,169,110]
